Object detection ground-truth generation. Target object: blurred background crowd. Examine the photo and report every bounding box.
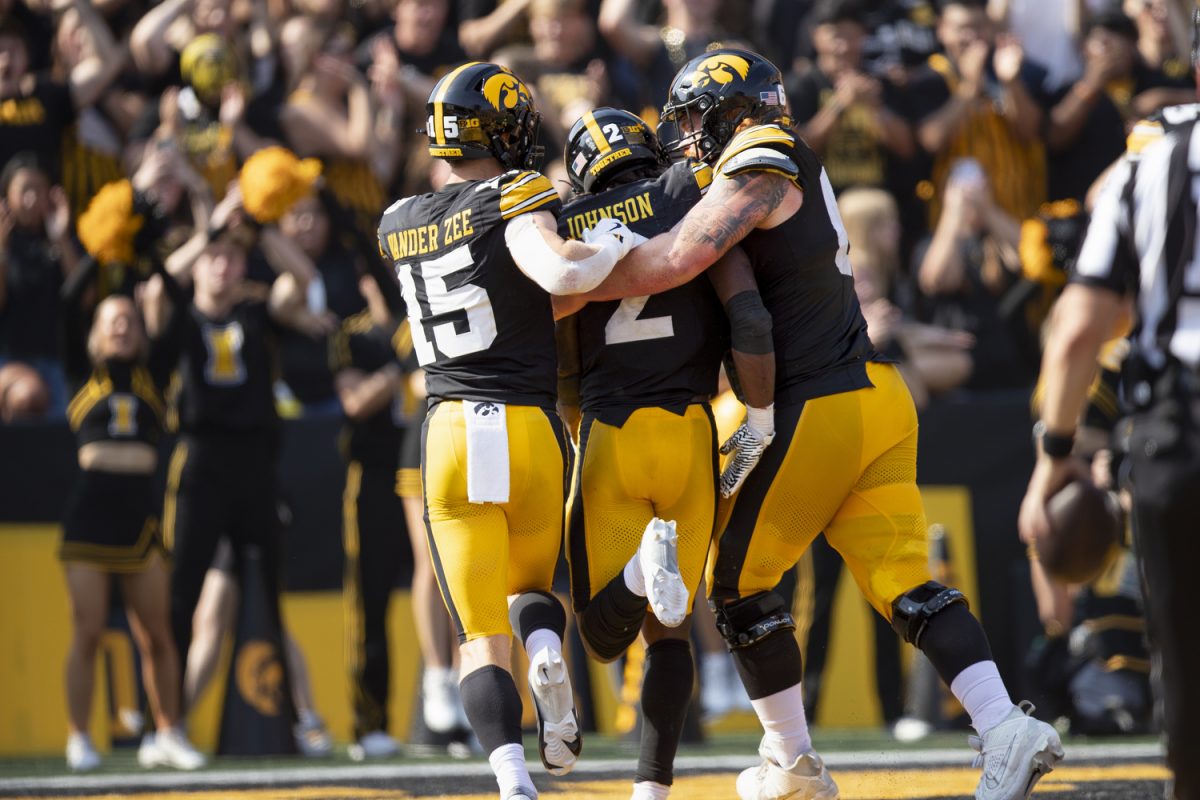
[0,0,1194,765]
[1,0,1196,420]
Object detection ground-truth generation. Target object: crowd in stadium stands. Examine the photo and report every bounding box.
[0,0,1193,767]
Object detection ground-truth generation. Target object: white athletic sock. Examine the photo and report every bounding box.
[750,683,812,765]
[524,628,563,661]
[950,660,1016,737]
[623,553,646,597]
[489,742,534,797]
[631,779,671,799]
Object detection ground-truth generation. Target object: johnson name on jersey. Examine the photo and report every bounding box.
[712,124,879,403]
[559,160,726,420]
[378,170,562,407]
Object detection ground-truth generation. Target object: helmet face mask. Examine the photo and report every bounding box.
[661,49,790,163]
[425,62,544,170]
[564,108,669,194]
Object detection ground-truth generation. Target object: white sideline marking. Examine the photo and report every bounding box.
[0,742,1163,792]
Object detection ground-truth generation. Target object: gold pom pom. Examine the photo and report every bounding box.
[239,146,323,224]
[77,180,144,266]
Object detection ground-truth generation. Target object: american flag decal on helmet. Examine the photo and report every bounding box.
[760,90,780,105]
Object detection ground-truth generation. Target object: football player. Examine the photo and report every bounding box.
[376,62,638,800]
[579,50,1064,800]
[555,108,774,800]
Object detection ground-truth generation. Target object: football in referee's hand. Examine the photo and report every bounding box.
[1037,479,1123,584]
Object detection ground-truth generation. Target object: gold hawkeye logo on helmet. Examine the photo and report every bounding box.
[483,71,532,112]
[689,54,751,90]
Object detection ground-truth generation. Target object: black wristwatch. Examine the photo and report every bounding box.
[1033,420,1075,459]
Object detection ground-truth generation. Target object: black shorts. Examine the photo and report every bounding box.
[60,470,163,571]
[396,402,425,499]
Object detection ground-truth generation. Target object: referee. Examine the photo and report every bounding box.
[1019,12,1200,797]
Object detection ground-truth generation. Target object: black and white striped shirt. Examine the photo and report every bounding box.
[1073,104,1200,371]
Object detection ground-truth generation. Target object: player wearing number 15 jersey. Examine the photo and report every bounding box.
[376,62,639,800]
[555,108,775,800]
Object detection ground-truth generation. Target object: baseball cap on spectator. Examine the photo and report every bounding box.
[1085,10,1138,43]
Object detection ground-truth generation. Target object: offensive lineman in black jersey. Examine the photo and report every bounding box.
[578,50,1064,800]
[376,62,640,800]
[556,108,775,800]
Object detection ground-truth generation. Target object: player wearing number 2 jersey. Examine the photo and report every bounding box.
[555,108,775,800]
[581,50,1062,800]
[376,62,639,800]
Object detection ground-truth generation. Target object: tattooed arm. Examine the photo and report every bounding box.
[582,171,796,301]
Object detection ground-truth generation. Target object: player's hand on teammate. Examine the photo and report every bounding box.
[581,217,646,261]
[719,405,775,498]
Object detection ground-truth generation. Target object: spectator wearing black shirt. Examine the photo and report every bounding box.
[496,0,641,176]
[598,0,732,117]
[356,0,467,110]
[1047,11,1195,203]
[275,190,366,416]
[907,0,1050,227]
[788,0,915,197]
[0,154,80,420]
[282,22,401,258]
[914,158,1037,391]
[0,2,122,182]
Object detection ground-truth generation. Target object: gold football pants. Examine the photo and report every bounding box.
[422,401,569,642]
[567,404,717,615]
[711,363,932,619]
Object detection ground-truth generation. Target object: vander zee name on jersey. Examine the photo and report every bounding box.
[381,208,477,260]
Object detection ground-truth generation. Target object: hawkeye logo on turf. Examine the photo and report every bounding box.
[236,639,285,716]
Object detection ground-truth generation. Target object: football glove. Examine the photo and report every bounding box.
[719,404,775,498]
[581,217,646,261]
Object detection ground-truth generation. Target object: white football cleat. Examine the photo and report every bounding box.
[639,518,689,627]
[66,732,101,772]
[736,740,839,800]
[423,668,461,734]
[527,645,581,776]
[504,788,538,800]
[970,702,1064,800]
[136,732,160,768]
[154,727,206,770]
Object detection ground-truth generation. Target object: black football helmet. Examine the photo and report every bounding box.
[424,62,543,169]
[660,48,791,164]
[564,108,669,194]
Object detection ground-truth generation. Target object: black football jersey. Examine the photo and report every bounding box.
[378,170,561,408]
[559,161,726,422]
[68,360,166,448]
[173,301,279,435]
[712,125,880,403]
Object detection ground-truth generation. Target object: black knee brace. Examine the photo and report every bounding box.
[712,591,796,650]
[890,581,968,646]
[509,590,566,646]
